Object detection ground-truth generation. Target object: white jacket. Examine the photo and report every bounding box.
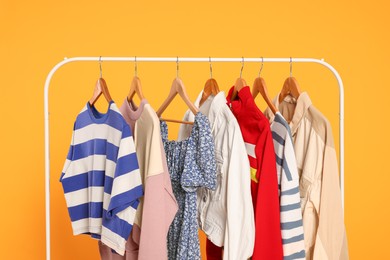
[178,91,255,260]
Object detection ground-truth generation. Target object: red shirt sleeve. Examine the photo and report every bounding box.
[252,125,283,260]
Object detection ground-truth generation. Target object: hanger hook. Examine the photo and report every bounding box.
[176,56,179,78]
[258,57,264,77]
[209,56,213,78]
[134,56,137,77]
[99,56,102,78]
[240,57,244,78]
[290,57,293,77]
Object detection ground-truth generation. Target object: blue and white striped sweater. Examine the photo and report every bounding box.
[271,112,306,260]
[60,101,143,256]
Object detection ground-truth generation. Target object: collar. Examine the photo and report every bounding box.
[267,92,312,134]
[193,90,226,131]
[121,98,148,122]
[226,85,252,112]
[87,101,114,124]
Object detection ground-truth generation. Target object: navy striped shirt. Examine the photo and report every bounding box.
[60,101,143,256]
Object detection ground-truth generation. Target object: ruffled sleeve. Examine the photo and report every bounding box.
[181,112,217,192]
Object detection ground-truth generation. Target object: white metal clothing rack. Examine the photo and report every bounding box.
[44,56,345,260]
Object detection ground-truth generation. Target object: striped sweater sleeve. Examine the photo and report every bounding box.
[60,126,75,182]
[272,114,306,260]
[100,124,143,255]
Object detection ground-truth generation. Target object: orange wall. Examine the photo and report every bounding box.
[1,0,389,259]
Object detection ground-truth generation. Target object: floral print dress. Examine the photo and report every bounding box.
[160,112,217,260]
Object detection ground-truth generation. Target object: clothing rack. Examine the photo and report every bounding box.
[44,56,345,260]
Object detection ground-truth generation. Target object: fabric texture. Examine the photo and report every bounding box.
[178,91,255,260]
[226,86,283,260]
[264,92,349,260]
[161,112,217,260]
[99,99,178,260]
[60,101,143,256]
[271,112,306,260]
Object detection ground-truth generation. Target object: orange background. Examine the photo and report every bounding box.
[1,0,389,259]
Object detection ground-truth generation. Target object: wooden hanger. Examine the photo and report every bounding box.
[279,58,301,103]
[127,57,145,103]
[231,77,247,101]
[252,77,278,114]
[157,77,199,125]
[127,76,145,102]
[279,77,301,103]
[252,59,278,114]
[89,58,113,106]
[89,78,113,106]
[199,59,220,107]
[199,78,220,107]
[230,58,247,101]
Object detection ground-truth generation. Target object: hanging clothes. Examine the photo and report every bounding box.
[226,86,283,260]
[60,101,143,256]
[99,99,178,259]
[270,112,306,260]
[178,91,255,260]
[264,92,349,260]
[161,112,216,260]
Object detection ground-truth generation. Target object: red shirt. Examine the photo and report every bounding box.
[226,86,283,260]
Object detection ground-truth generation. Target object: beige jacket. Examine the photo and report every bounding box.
[265,92,349,260]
